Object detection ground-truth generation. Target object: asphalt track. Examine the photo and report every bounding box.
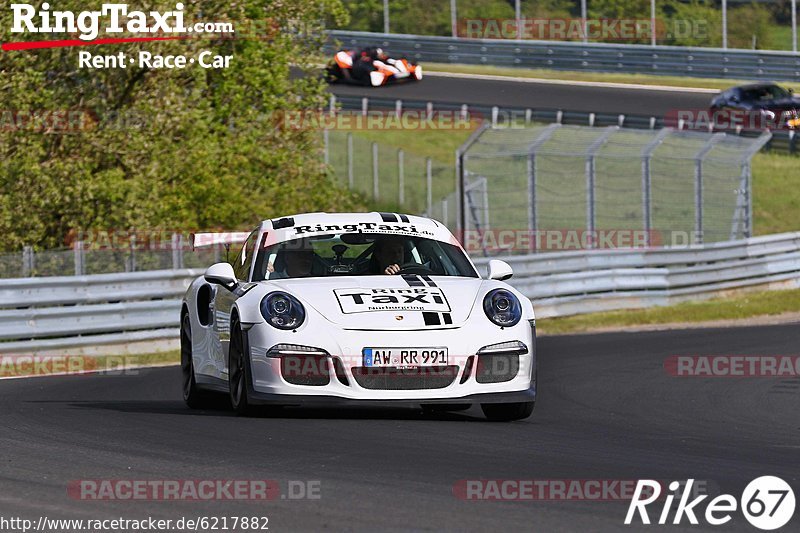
[1,323,798,531]
[328,73,715,116]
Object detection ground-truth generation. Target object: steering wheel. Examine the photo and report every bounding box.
[394,262,435,275]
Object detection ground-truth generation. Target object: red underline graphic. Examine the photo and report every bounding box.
[2,36,188,51]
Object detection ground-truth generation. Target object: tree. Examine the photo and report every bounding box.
[0,0,362,251]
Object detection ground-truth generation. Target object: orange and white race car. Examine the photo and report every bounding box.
[327,47,423,87]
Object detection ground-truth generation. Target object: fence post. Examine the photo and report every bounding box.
[22,245,33,277]
[347,132,354,188]
[73,241,84,276]
[395,99,402,118]
[128,235,137,273]
[586,156,596,247]
[329,94,336,115]
[641,156,652,247]
[640,127,669,247]
[383,0,390,33]
[172,233,184,270]
[323,128,329,166]
[694,157,704,245]
[450,0,457,38]
[442,199,448,226]
[361,97,368,116]
[398,149,405,207]
[527,153,537,251]
[426,157,433,216]
[745,161,753,238]
[372,142,379,201]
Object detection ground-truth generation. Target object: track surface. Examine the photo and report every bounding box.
[329,74,714,116]
[1,324,798,531]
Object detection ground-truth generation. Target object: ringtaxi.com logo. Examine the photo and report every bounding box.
[625,477,795,530]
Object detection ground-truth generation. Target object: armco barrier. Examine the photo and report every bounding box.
[1,233,799,354]
[329,94,797,155]
[328,30,800,82]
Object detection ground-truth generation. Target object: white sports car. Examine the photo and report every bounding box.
[181,212,537,421]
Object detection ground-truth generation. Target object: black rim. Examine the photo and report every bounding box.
[180,314,192,399]
[230,321,244,407]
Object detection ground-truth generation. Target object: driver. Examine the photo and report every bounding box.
[268,249,314,279]
[371,236,405,275]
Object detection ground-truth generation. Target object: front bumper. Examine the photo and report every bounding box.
[245,321,536,404]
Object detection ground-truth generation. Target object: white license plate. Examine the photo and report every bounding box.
[363,347,448,368]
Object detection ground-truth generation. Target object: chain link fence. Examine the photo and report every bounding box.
[0,241,225,279]
[325,129,460,228]
[459,124,770,254]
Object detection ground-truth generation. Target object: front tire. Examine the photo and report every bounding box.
[481,401,535,422]
[181,313,213,409]
[228,315,255,415]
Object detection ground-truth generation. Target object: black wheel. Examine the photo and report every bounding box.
[181,313,213,409]
[228,315,255,415]
[480,401,535,422]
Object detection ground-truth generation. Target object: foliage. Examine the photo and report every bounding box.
[0,0,363,251]
[338,0,783,49]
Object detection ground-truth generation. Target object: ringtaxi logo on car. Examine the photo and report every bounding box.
[334,287,451,314]
[625,477,796,530]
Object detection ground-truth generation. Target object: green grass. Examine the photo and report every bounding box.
[328,123,800,237]
[752,151,800,235]
[1,350,179,378]
[425,63,744,91]
[770,25,795,52]
[538,288,800,336]
[325,124,476,222]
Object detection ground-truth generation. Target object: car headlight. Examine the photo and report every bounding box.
[482,289,522,328]
[261,292,305,330]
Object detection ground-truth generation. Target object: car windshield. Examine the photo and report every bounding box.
[741,85,791,102]
[253,233,478,281]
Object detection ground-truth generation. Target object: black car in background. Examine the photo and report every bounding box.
[710,83,800,129]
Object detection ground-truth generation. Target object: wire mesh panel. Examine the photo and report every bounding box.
[325,130,457,223]
[461,125,769,255]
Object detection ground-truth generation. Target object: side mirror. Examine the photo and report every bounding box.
[487,259,513,281]
[204,262,237,290]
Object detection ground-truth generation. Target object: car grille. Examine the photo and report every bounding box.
[352,366,459,390]
[280,355,330,386]
[475,354,519,384]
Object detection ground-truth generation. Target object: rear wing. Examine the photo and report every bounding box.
[190,232,250,250]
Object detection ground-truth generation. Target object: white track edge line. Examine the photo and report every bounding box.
[426,70,720,94]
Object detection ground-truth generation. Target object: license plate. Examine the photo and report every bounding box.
[363,347,448,368]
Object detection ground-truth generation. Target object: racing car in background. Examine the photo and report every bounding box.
[182,212,536,421]
[327,47,423,87]
[709,82,800,129]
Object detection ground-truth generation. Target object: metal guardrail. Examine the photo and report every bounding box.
[330,94,798,155]
[328,30,800,82]
[0,269,200,354]
[1,233,799,353]
[473,232,800,317]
